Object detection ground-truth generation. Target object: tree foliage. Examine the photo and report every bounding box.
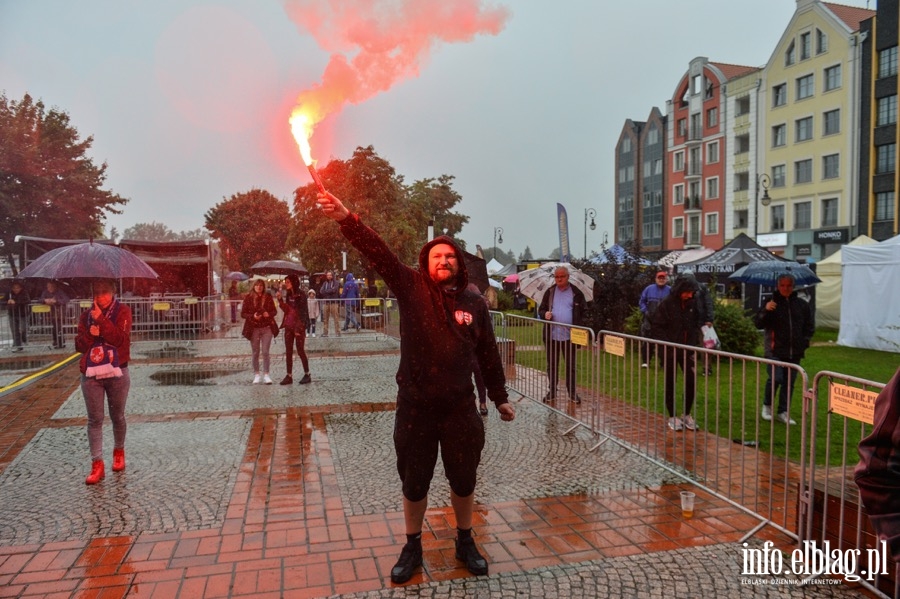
[579,241,654,334]
[204,188,291,272]
[288,146,466,283]
[122,221,209,241]
[0,93,128,273]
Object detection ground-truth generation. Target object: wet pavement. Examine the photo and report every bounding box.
[0,330,873,597]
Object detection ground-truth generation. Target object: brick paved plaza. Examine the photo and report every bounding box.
[0,332,871,597]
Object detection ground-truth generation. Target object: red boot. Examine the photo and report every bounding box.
[112,448,126,472]
[85,460,105,485]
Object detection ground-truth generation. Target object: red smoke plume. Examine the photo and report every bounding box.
[285,0,510,146]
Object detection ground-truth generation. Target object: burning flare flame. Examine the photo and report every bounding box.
[289,110,315,166]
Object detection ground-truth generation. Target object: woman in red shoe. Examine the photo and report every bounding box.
[75,279,132,485]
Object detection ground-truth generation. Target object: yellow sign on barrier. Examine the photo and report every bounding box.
[604,335,626,357]
[184,297,199,305]
[570,328,589,347]
[364,298,381,307]
[153,302,172,311]
[80,301,93,309]
[830,383,879,425]
[31,304,51,313]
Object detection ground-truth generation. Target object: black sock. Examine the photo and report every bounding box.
[457,527,472,541]
[406,532,422,546]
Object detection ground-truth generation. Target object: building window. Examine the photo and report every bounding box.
[772,205,785,231]
[674,151,684,172]
[797,74,814,100]
[621,137,631,153]
[735,209,749,229]
[706,177,719,199]
[879,46,898,78]
[823,154,839,179]
[707,141,719,164]
[795,201,811,229]
[772,165,786,187]
[772,124,786,147]
[816,29,828,54]
[673,217,684,239]
[692,74,702,95]
[773,83,787,107]
[795,159,813,184]
[877,95,898,126]
[823,109,840,135]
[618,168,626,183]
[800,32,811,60]
[673,184,684,205]
[647,127,659,145]
[707,107,718,128]
[626,165,634,181]
[824,65,841,91]
[678,118,687,137]
[821,198,838,227]
[876,144,896,174]
[796,116,813,142]
[706,213,719,235]
[643,161,651,178]
[786,41,796,66]
[735,134,750,154]
[653,159,662,175]
[875,192,895,221]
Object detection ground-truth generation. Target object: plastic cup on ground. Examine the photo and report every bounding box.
[680,491,696,519]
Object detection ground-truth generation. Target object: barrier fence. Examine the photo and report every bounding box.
[491,311,894,596]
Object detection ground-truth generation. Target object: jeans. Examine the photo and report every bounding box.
[344,302,360,329]
[250,326,273,373]
[545,338,577,398]
[81,368,130,462]
[10,313,27,347]
[764,362,800,414]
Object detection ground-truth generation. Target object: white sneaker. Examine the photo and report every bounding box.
[668,417,683,431]
[761,405,772,421]
[252,374,261,384]
[311,333,316,338]
[776,412,796,425]
[263,374,273,385]
[682,415,697,430]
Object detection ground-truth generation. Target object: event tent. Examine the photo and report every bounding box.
[657,247,715,269]
[485,258,505,276]
[838,234,900,352]
[815,235,875,329]
[588,244,653,265]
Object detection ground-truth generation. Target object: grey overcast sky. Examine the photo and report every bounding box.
[0,0,874,261]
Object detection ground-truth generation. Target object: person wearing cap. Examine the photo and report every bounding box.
[649,275,703,431]
[638,271,671,367]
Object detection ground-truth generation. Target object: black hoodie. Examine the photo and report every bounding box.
[338,213,508,410]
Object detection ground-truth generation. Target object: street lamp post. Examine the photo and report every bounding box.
[493,227,504,260]
[584,208,597,259]
[755,173,772,240]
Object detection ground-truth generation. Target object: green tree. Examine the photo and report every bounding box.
[122,222,177,241]
[519,246,534,261]
[579,241,653,334]
[0,93,128,273]
[204,188,291,272]
[407,175,469,239]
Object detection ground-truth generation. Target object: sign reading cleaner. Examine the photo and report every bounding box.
[830,383,879,425]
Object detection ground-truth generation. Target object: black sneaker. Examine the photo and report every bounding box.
[542,392,556,403]
[455,536,488,576]
[298,374,311,385]
[390,542,423,584]
[279,375,293,385]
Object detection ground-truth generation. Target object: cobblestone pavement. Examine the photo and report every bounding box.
[0,334,876,597]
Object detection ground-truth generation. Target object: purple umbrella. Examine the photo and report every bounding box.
[249,260,308,276]
[18,241,159,281]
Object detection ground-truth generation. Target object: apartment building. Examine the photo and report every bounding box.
[859,1,900,241]
[614,119,643,246]
[757,0,874,260]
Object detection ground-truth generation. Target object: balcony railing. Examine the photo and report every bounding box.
[684,195,702,211]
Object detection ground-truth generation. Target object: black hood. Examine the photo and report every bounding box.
[671,274,699,296]
[418,235,469,291]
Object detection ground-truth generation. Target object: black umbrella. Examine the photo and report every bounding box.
[17,241,159,280]
[729,261,821,287]
[249,260,308,276]
[462,251,489,294]
[224,271,249,281]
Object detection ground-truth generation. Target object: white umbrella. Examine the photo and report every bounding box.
[516,262,595,303]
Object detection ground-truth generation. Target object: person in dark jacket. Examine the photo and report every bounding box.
[649,275,703,432]
[683,272,715,375]
[75,279,132,484]
[855,366,900,558]
[538,266,587,404]
[753,274,814,425]
[40,280,69,349]
[317,190,515,584]
[6,280,30,351]
[276,273,311,385]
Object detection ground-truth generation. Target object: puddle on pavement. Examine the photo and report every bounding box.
[149,368,243,386]
[141,346,199,359]
[0,358,54,371]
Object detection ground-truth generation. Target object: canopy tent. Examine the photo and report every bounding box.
[838,234,900,352]
[588,244,653,265]
[485,258,505,276]
[815,235,876,329]
[656,247,715,269]
[493,262,517,277]
[117,239,215,296]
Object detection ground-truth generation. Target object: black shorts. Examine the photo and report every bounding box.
[393,399,485,502]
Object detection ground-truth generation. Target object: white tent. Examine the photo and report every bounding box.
[485,258,505,276]
[815,235,876,329]
[838,234,900,352]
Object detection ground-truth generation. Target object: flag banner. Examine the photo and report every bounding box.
[557,203,571,263]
